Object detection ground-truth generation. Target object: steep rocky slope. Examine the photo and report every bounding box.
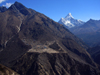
[0,1,99,75]
[10,53,99,75]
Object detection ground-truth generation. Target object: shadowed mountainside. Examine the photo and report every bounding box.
[88,45,100,66]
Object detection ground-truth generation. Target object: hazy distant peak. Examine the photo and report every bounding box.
[89,19,95,21]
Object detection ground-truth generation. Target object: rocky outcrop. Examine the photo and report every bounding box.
[0,64,19,75]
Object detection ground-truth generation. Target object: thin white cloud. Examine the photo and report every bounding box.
[0,0,6,3]
[3,3,13,8]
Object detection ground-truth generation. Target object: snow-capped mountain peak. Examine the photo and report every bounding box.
[58,13,85,28]
[65,13,74,19]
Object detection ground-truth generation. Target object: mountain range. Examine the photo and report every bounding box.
[0,1,100,75]
[70,19,100,47]
[58,13,100,47]
[58,13,100,70]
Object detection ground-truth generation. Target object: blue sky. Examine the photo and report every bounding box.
[0,0,100,22]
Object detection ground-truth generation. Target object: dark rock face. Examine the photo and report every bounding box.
[0,1,100,75]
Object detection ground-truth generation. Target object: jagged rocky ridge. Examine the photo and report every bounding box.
[0,1,100,75]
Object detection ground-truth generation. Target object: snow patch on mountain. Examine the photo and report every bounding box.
[58,13,85,28]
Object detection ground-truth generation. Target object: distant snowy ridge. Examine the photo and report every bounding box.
[58,13,85,28]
